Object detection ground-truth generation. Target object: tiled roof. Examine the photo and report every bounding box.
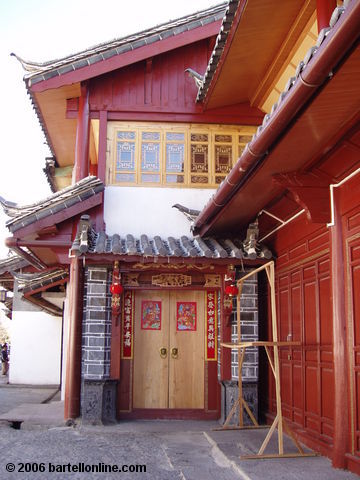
[0,176,104,233]
[71,216,272,260]
[196,0,239,102]
[14,268,68,294]
[13,3,227,86]
[0,254,30,275]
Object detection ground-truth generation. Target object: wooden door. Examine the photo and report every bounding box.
[169,291,205,409]
[133,291,169,408]
[133,290,204,410]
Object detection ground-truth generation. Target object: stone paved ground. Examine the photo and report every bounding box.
[0,383,57,415]
[0,383,359,480]
[0,420,359,480]
[0,421,240,480]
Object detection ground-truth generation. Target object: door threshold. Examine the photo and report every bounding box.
[120,409,219,420]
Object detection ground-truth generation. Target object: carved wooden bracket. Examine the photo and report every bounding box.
[273,171,331,224]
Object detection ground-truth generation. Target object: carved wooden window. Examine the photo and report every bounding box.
[115,131,136,183]
[190,133,208,185]
[141,131,161,184]
[214,134,232,185]
[108,123,257,187]
[165,132,185,184]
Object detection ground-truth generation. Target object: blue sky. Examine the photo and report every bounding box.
[0,0,217,255]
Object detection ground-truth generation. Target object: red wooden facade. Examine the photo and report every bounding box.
[73,39,263,125]
[7,1,360,475]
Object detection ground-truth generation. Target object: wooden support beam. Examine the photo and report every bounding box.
[330,188,349,468]
[74,83,90,182]
[273,172,331,224]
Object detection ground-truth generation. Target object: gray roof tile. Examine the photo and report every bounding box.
[16,3,227,85]
[70,220,272,261]
[14,268,68,294]
[0,255,30,275]
[1,176,104,233]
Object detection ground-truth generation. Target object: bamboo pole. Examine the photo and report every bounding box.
[236,261,273,285]
[268,262,283,455]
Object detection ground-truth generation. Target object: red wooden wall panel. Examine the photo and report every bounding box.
[90,40,208,113]
[340,174,360,466]
[267,220,334,448]
[87,38,263,125]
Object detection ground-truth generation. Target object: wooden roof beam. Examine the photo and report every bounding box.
[251,2,316,110]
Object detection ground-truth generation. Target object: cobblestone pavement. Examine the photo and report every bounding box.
[0,421,239,480]
[0,383,359,480]
[0,420,359,480]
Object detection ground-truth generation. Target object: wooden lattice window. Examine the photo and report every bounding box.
[107,123,257,187]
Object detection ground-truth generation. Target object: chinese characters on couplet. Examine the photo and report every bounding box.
[122,291,134,358]
[206,291,217,361]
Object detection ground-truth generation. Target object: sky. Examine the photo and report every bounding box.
[0,0,219,257]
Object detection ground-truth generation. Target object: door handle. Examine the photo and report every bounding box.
[171,347,178,359]
[159,347,167,359]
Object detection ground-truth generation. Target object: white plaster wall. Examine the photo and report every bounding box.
[104,186,216,237]
[9,290,64,385]
[9,311,62,385]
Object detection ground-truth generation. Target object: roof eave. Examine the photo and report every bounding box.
[26,12,224,93]
[193,2,360,236]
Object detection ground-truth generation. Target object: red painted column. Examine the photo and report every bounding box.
[97,110,107,183]
[316,0,337,32]
[64,257,83,419]
[74,82,90,182]
[330,189,349,468]
[95,110,107,232]
[64,82,90,419]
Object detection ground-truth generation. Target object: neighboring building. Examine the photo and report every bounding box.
[0,254,66,385]
[1,0,359,475]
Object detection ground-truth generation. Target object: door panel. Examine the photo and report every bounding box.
[169,291,204,409]
[133,291,169,408]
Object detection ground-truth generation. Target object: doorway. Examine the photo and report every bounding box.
[133,290,205,409]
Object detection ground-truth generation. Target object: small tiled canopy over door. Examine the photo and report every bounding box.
[133,290,204,409]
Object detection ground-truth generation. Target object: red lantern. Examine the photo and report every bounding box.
[224,284,239,297]
[110,283,123,295]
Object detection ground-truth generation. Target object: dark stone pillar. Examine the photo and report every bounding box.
[81,266,117,424]
[220,271,259,424]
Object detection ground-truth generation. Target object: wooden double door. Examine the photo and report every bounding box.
[133,290,204,409]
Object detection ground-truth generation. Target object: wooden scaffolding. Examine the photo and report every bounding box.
[219,261,316,459]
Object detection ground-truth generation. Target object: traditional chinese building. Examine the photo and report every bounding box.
[1,0,359,474]
[192,0,360,474]
[1,2,269,423]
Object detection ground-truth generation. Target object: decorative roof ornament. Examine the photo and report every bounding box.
[172,203,200,222]
[10,52,50,73]
[185,68,204,89]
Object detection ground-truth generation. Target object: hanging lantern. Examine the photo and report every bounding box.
[110,283,123,295]
[224,284,239,297]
